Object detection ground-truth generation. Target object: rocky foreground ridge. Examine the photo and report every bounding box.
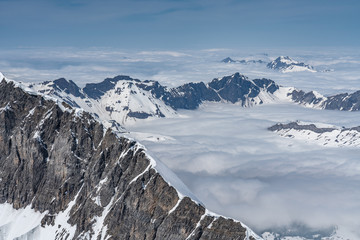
[0,78,261,239]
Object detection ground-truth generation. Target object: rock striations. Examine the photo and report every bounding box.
[0,79,261,240]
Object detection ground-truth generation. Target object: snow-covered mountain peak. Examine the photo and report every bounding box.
[83,75,137,99]
[95,78,177,124]
[278,56,297,64]
[267,56,316,73]
[25,75,177,126]
[29,78,85,99]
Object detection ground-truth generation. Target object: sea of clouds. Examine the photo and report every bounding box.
[127,103,360,238]
[1,47,360,238]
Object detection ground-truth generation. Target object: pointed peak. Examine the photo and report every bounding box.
[105,75,139,83]
[221,57,236,63]
[0,71,4,81]
[232,72,248,79]
[53,77,69,85]
[276,56,294,62]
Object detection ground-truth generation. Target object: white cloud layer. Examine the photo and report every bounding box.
[127,103,360,237]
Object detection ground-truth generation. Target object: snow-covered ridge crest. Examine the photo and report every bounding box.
[5,70,360,133]
[10,74,177,128]
[269,121,360,147]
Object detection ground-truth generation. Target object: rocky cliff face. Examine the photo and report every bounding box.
[0,79,261,240]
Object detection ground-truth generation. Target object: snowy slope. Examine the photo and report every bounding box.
[25,76,177,127]
[94,79,176,125]
[269,121,360,147]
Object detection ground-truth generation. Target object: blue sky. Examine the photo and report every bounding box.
[0,0,359,49]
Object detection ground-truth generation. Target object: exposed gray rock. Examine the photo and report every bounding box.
[323,90,360,111]
[288,89,360,112]
[287,90,325,106]
[0,79,260,240]
[268,122,336,134]
[208,73,279,104]
[83,75,136,99]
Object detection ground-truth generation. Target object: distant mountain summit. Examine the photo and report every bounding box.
[221,57,265,64]
[267,56,316,72]
[221,57,236,63]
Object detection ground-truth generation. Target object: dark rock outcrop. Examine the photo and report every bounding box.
[208,73,279,104]
[53,78,85,99]
[164,82,221,110]
[221,58,265,64]
[268,122,336,134]
[83,75,136,99]
[0,79,259,240]
[221,57,236,63]
[287,90,325,106]
[269,121,360,134]
[288,89,360,112]
[323,90,360,111]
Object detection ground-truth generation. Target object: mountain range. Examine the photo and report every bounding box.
[9,72,360,128]
[221,56,319,73]
[221,57,266,64]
